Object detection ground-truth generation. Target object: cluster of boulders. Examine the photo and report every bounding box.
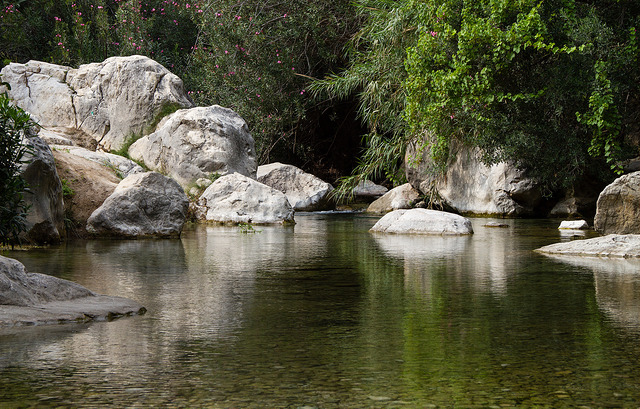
[537,171,640,258]
[3,54,639,327]
[1,56,346,244]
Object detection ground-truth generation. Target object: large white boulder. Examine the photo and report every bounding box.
[370,208,473,235]
[19,136,65,244]
[594,171,640,235]
[405,142,541,216]
[256,162,333,211]
[86,172,189,238]
[367,183,420,214]
[0,56,194,151]
[129,106,257,188]
[0,255,145,327]
[196,173,294,224]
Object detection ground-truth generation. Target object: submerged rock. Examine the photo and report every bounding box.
[129,105,257,188]
[370,208,473,235]
[196,173,294,224]
[257,162,334,211]
[535,234,640,258]
[594,171,640,235]
[86,172,189,238]
[0,255,145,327]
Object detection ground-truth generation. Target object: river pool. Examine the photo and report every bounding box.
[1,213,639,408]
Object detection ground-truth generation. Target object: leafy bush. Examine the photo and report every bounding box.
[315,0,640,194]
[0,89,35,247]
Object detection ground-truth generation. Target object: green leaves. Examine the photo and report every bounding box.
[0,92,35,247]
[315,0,639,195]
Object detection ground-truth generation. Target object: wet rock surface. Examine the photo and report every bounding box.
[0,256,145,327]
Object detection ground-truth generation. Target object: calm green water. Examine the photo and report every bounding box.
[1,213,639,408]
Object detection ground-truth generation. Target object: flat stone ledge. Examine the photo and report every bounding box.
[535,234,640,258]
[0,295,146,328]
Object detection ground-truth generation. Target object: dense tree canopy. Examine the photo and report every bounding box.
[1,0,361,180]
[315,0,640,196]
[1,0,639,195]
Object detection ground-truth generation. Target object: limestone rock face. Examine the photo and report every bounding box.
[19,136,65,244]
[370,208,473,235]
[0,255,145,327]
[86,172,189,238]
[405,142,541,216]
[0,56,194,151]
[52,150,121,229]
[367,183,420,214]
[536,234,640,258]
[129,106,257,188]
[594,172,640,235]
[197,173,294,224]
[51,144,144,178]
[257,162,333,211]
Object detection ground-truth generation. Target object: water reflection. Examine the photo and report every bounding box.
[542,254,640,332]
[1,215,639,408]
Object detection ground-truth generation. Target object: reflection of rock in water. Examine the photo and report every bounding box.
[372,234,470,260]
[373,219,526,295]
[596,272,640,332]
[544,254,640,331]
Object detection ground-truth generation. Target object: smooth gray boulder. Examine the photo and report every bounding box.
[594,172,640,235]
[257,162,333,211]
[129,105,257,188]
[370,208,473,235]
[405,142,541,216]
[0,56,194,151]
[196,173,294,224]
[367,183,420,214]
[0,255,145,327]
[353,180,388,201]
[536,234,640,258]
[86,172,189,238]
[19,136,65,244]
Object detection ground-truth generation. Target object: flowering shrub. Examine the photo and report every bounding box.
[1,0,358,175]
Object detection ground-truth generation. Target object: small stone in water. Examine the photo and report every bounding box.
[368,396,392,401]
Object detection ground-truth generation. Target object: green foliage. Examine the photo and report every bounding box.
[316,0,640,192]
[1,0,359,179]
[0,90,34,247]
[186,0,358,164]
[310,0,420,199]
[238,222,261,234]
[60,178,75,198]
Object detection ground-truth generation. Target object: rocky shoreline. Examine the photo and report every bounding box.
[2,55,640,328]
